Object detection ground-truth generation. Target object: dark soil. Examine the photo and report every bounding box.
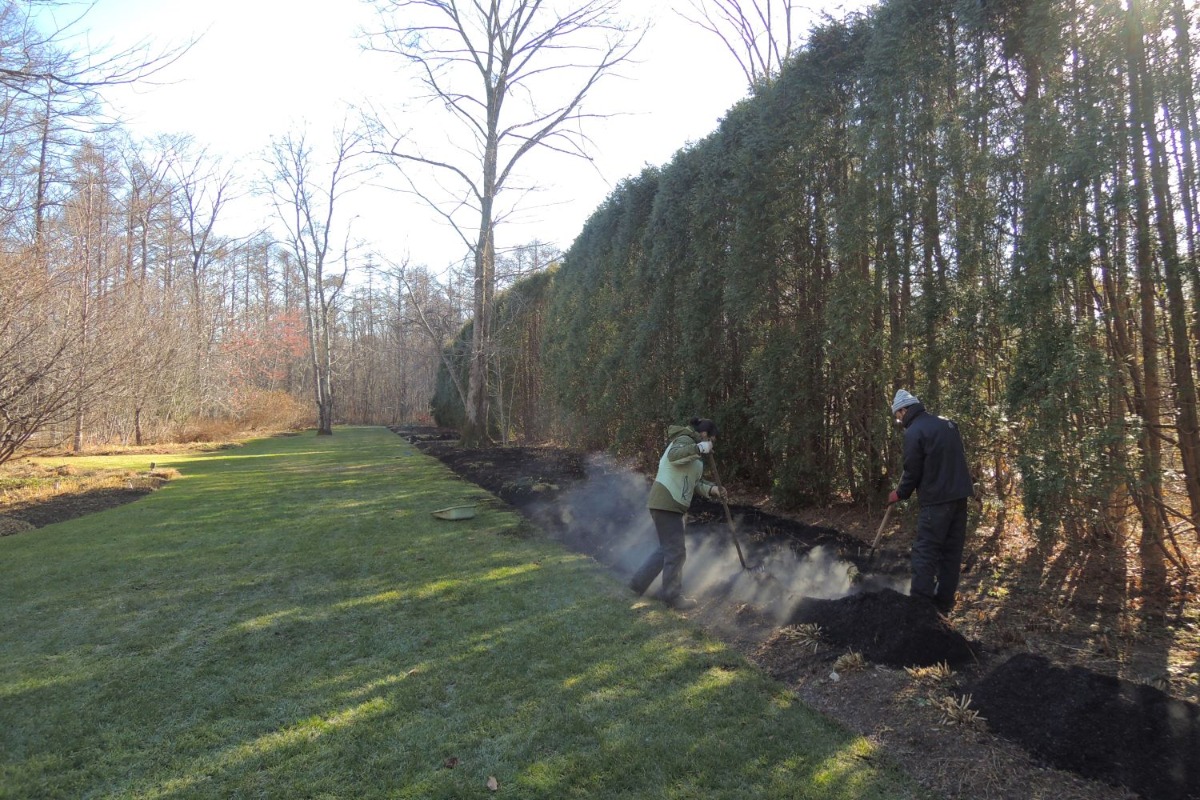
[2,486,154,530]
[788,588,979,668]
[396,425,1200,800]
[971,653,1200,800]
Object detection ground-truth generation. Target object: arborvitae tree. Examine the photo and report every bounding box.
[493,0,1200,595]
[544,170,661,449]
[492,269,554,443]
[431,321,471,432]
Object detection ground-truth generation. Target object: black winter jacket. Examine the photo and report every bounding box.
[896,405,973,506]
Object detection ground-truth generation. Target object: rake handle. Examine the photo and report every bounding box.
[869,503,893,555]
[706,453,749,570]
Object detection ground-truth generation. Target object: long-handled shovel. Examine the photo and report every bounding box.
[866,503,894,567]
[705,453,766,574]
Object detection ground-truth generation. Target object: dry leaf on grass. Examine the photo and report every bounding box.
[486,775,499,791]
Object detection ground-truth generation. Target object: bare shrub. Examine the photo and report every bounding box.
[234,389,312,431]
[175,419,240,444]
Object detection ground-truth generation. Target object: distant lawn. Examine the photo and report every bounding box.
[0,427,929,799]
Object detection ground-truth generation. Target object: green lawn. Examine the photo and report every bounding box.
[0,427,930,799]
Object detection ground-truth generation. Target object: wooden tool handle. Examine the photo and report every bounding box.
[706,453,748,570]
[870,503,893,552]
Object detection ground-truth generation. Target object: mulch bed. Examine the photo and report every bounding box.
[3,487,154,529]
[404,428,1200,799]
[971,653,1200,800]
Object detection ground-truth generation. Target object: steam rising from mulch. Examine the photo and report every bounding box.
[970,653,1200,800]
[399,427,1198,799]
[788,588,978,668]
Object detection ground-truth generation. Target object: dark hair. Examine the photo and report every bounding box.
[689,417,719,437]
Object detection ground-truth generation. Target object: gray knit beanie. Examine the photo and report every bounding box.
[891,389,920,414]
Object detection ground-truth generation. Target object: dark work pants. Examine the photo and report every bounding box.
[629,509,687,600]
[910,498,969,612]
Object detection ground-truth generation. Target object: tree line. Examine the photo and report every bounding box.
[2,0,625,458]
[0,2,463,457]
[434,0,1200,589]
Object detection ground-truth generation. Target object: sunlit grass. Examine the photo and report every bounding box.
[0,426,929,799]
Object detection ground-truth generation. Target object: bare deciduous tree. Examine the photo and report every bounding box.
[265,123,367,435]
[0,2,183,97]
[0,1,194,461]
[675,0,802,89]
[167,139,235,338]
[0,1,188,242]
[363,0,642,446]
[0,252,79,462]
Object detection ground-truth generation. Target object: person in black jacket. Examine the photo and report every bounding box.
[887,389,973,614]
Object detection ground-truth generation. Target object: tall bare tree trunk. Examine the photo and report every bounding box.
[1093,176,1135,540]
[1126,4,1175,595]
[1130,0,1200,539]
[1170,0,1200,357]
[34,88,51,247]
[464,219,494,446]
[464,95,500,447]
[365,0,639,446]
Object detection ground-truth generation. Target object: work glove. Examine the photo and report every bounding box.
[887,490,900,505]
[696,440,713,454]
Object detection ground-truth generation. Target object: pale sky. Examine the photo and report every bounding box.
[64,0,875,274]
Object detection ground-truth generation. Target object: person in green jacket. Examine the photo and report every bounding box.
[629,417,726,610]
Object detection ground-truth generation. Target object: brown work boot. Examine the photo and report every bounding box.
[666,595,698,611]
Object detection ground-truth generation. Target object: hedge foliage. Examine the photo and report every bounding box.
[435,0,1200,574]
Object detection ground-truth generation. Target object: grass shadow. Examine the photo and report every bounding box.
[1,427,925,800]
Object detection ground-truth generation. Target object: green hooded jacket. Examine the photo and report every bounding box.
[647,424,719,513]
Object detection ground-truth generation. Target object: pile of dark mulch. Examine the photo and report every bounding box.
[788,588,978,668]
[970,653,1200,800]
